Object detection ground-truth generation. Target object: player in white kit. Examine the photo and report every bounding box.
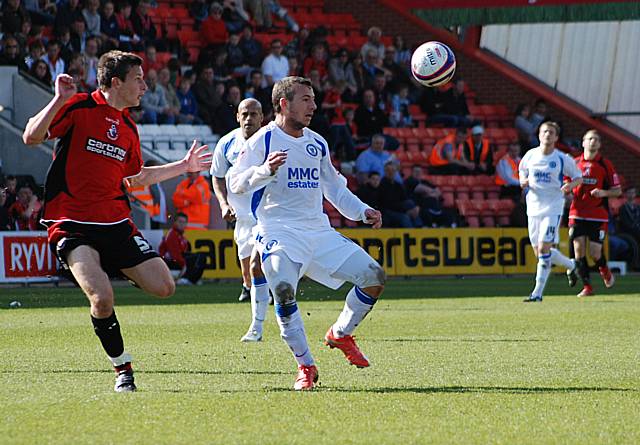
[211,98,270,341]
[229,77,384,390]
[519,121,582,302]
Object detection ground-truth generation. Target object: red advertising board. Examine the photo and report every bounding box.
[2,234,57,278]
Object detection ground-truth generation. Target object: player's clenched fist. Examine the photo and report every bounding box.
[266,151,287,174]
[54,74,77,101]
[364,208,382,229]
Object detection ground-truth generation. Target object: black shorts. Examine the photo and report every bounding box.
[49,220,159,278]
[568,219,607,244]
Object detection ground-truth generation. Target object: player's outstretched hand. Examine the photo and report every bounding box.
[266,151,287,174]
[184,140,213,172]
[54,74,77,101]
[364,208,382,229]
[590,188,605,198]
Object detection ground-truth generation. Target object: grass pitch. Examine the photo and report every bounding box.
[2,275,639,444]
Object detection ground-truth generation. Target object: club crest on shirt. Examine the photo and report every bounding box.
[305,143,320,158]
[107,123,119,141]
[549,161,556,168]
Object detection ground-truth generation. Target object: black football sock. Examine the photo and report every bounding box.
[91,311,125,359]
[577,257,590,285]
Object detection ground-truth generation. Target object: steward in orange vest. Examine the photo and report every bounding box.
[128,184,160,218]
[463,125,494,174]
[172,172,211,230]
[495,143,522,199]
[428,127,474,175]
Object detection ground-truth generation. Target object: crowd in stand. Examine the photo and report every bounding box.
[1,0,639,267]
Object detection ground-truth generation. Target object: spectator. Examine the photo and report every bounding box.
[287,55,300,76]
[360,26,385,60]
[28,58,53,89]
[221,0,250,34]
[390,83,412,128]
[495,142,522,200]
[131,0,158,48]
[427,78,473,128]
[14,17,31,52]
[159,212,206,285]
[158,67,181,120]
[323,80,355,161]
[529,98,548,134]
[192,66,222,128]
[392,35,411,67]
[141,45,164,74]
[243,0,270,30]
[354,89,388,140]
[284,25,310,61]
[244,69,271,117]
[378,160,422,228]
[619,186,640,245]
[2,0,31,36]
[514,103,536,149]
[328,48,357,98]
[239,24,262,67]
[212,49,232,82]
[428,127,474,175]
[303,44,328,80]
[382,45,410,91]
[355,134,401,184]
[404,165,454,227]
[172,172,211,230]
[356,171,382,211]
[22,0,55,27]
[54,0,82,34]
[82,0,101,37]
[362,49,383,89]
[67,65,87,93]
[463,125,494,175]
[0,36,21,66]
[0,187,11,230]
[41,40,65,80]
[8,183,42,231]
[55,26,74,63]
[115,2,142,51]
[226,32,250,77]
[22,39,45,70]
[261,38,288,87]
[141,69,175,124]
[190,0,208,25]
[176,78,202,124]
[372,72,391,112]
[214,84,242,134]
[3,175,18,209]
[200,2,228,49]
[69,15,89,53]
[82,37,99,89]
[100,0,120,50]
[350,53,366,98]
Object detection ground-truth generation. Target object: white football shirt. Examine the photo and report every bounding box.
[210,128,253,220]
[519,146,581,217]
[228,121,370,231]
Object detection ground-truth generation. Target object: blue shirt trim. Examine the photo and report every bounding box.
[314,137,327,157]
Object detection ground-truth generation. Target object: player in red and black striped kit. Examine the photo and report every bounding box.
[568,129,621,297]
[22,51,212,392]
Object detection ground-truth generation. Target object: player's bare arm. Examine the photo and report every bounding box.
[128,140,213,187]
[590,186,622,198]
[561,177,583,194]
[23,74,77,145]
[212,176,236,222]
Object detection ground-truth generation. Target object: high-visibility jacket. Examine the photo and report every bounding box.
[128,184,159,218]
[465,136,491,163]
[173,176,211,230]
[430,134,462,167]
[495,154,520,185]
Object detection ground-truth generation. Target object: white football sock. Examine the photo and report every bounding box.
[550,248,575,270]
[108,351,132,367]
[532,253,552,297]
[275,302,314,366]
[333,286,377,337]
[250,277,269,334]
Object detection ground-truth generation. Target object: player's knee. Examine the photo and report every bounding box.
[359,261,386,288]
[157,277,176,298]
[90,291,115,317]
[274,281,295,305]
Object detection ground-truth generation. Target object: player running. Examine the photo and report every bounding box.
[229,76,384,390]
[22,51,212,392]
[211,98,271,342]
[519,121,582,302]
[568,129,621,297]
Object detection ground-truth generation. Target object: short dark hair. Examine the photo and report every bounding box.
[175,212,188,220]
[272,76,312,113]
[97,50,143,89]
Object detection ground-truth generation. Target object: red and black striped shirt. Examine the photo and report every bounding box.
[43,89,143,225]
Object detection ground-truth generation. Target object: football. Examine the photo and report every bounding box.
[411,41,457,87]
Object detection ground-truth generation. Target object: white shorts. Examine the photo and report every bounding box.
[528,214,562,246]
[234,216,257,260]
[255,226,364,290]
